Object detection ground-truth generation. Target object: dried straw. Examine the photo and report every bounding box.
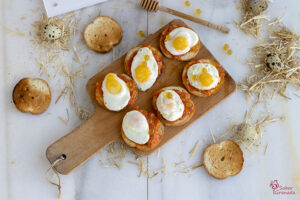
[239,24,300,99]
[235,0,269,38]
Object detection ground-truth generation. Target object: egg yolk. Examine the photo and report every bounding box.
[166,102,175,110]
[163,92,175,110]
[164,92,173,99]
[106,73,122,94]
[198,68,213,86]
[173,36,188,50]
[191,75,198,81]
[135,61,152,83]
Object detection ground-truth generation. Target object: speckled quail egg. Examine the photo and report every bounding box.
[237,123,259,144]
[42,24,62,40]
[265,53,283,72]
[246,0,268,15]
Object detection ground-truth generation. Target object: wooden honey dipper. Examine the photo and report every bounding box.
[141,0,230,34]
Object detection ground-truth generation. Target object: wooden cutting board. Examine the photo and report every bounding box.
[46,19,236,175]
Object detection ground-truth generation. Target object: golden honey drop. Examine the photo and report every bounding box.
[144,54,150,61]
[227,49,232,55]
[191,75,198,81]
[194,9,202,16]
[223,43,229,51]
[164,92,173,99]
[184,1,191,7]
[166,34,172,41]
[138,30,145,37]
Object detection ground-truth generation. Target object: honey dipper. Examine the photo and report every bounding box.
[140,0,230,34]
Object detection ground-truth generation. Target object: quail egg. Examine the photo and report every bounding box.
[246,0,268,15]
[237,123,259,144]
[42,24,62,40]
[265,53,283,72]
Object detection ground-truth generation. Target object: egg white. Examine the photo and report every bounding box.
[156,90,185,121]
[102,73,130,111]
[164,27,199,56]
[122,110,150,144]
[131,47,159,91]
[187,63,220,90]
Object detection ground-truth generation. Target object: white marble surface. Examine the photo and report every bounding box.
[1,0,300,200]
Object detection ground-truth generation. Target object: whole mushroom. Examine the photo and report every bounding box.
[265,53,283,72]
[246,0,268,15]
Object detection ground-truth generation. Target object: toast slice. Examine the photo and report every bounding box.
[95,73,138,112]
[159,24,200,61]
[182,59,225,97]
[203,140,244,179]
[152,86,195,126]
[83,16,123,53]
[124,45,164,77]
[121,108,164,151]
[13,78,51,114]
[121,121,164,151]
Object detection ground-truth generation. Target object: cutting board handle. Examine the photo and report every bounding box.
[46,113,119,174]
